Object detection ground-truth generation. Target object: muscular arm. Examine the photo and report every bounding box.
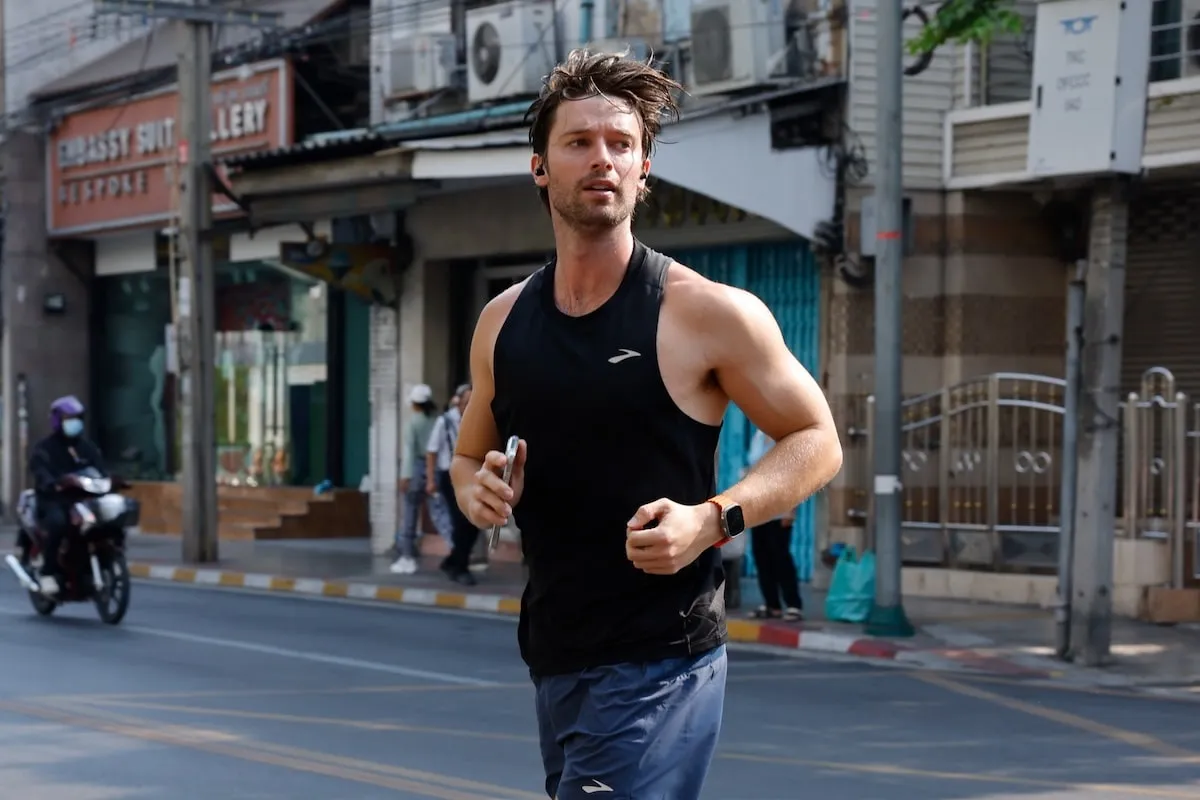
[449,285,522,525]
[705,286,843,529]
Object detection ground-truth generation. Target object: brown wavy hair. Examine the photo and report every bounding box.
[526,48,682,209]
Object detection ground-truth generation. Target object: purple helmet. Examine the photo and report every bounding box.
[50,395,85,431]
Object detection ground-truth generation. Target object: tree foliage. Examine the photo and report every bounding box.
[905,0,1025,55]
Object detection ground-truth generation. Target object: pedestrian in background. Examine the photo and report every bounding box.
[427,383,481,586]
[745,427,804,621]
[391,384,449,575]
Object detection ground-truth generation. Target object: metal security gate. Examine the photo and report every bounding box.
[668,240,822,582]
[864,372,1068,570]
[855,365,1200,587]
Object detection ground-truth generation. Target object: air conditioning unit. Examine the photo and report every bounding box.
[689,0,788,97]
[390,33,458,95]
[466,0,557,105]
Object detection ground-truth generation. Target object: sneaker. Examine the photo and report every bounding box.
[389,556,418,575]
[38,575,60,596]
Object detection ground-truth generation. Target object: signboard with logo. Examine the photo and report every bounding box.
[47,59,294,237]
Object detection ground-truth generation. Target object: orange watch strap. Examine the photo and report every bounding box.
[708,494,734,546]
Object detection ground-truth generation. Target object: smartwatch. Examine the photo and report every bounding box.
[707,494,745,547]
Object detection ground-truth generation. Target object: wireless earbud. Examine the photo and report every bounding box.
[535,166,545,176]
[639,173,648,180]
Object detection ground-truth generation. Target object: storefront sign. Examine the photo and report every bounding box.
[47,60,294,236]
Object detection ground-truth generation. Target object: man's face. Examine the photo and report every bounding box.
[459,388,472,410]
[533,95,650,233]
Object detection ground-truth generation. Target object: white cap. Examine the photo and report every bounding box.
[408,384,433,404]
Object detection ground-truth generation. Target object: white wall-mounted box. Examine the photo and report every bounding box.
[1026,0,1152,179]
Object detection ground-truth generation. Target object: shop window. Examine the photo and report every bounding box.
[91,272,173,480]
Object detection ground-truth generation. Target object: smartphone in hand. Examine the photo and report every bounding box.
[489,435,520,552]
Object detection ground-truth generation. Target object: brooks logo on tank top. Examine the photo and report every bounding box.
[491,239,728,677]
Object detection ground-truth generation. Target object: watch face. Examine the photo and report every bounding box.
[725,505,745,536]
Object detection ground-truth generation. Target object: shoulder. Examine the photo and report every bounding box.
[475,275,535,342]
[663,261,776,339]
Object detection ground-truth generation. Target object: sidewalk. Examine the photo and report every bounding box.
[16,529,1200,687]
[111,534,1056,678]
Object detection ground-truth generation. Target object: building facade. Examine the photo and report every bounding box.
[825,0,1200,619]
[1,0,380,540]
[225,0,844,563]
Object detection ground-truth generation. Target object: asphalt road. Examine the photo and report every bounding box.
[1,578,1200,800]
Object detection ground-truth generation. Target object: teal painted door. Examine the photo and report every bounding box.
[665,241,822,582]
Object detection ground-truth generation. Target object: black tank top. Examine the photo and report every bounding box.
[491,239,727,677]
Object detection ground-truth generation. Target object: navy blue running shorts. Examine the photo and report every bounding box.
[531,645,728,800]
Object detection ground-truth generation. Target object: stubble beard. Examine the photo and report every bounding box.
[551,185,637,234]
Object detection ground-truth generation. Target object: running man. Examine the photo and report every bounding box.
[450,49,843,800]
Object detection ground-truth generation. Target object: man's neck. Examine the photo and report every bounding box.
[551,222,635,316]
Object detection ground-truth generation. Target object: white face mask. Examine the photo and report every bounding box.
[61,418,84,438]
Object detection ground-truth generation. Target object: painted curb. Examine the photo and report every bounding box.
[127,562,525,614]
[128,562,895,656]
[127,561,1047,676]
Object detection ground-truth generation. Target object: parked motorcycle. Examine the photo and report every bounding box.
[5,468,139,624]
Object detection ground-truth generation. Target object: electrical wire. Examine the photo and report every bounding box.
[10,0,819,116]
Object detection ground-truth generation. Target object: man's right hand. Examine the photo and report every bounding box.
[465,440,527,528]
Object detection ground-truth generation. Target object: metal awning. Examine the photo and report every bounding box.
[225,148,419,225]
[223,81,839,239]
[395,112,836,240]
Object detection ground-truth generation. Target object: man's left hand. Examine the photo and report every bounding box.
[625,499,721,575]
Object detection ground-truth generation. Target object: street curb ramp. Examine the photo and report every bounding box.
[128,562,1050,678]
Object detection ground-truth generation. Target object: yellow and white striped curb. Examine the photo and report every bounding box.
[127,562,524,615]
[127,562,776,646]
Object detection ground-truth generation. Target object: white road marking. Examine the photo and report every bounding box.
[0,603,496,687]
[118,625,500,687]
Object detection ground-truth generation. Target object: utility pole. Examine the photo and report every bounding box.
[1069,179,1129,666]
[95,1,279,563]
[865,0,913,638]
[1054,259,1086,661]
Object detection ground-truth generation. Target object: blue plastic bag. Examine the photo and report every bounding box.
[824,546,876,623]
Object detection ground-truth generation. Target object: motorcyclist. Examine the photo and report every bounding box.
[28,395,107,596]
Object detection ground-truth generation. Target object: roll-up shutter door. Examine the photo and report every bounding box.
[1123,187,1200,401]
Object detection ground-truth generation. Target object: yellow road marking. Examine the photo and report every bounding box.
[916,672,1200,760]
[721,752,1200,797]
[0,699,540,800]
[951,671,1200,703]
[75,697,541,744]
[375,586,405,602]
[498,597,522,613]
[322,582,349,598]
[26,681,530,703]
[17,692,1198,797]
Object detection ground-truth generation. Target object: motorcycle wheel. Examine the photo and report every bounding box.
[21,552,57,617]
[93,551,131,625]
